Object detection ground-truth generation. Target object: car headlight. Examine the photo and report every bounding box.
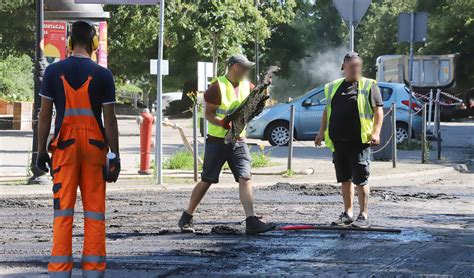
[252,109,270,120]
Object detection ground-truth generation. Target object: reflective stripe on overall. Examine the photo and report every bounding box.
[207,76,250,138]
[48,75,107,278]
[324,77,376,152]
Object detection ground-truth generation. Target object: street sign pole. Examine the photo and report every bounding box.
[349,0,354,52]
[332,0,371,53]
[397,11,428,145]
[407,12,415,143]
[155,0,164,185]
[254,0,260,81]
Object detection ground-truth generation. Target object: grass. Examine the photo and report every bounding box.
[162,145,274,171]
[163,150,196,170]
[398,140,433,151]
[250,149,272,168]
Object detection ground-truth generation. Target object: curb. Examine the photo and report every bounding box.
[0,164,457,186]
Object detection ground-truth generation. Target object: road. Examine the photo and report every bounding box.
[0,168,472,276]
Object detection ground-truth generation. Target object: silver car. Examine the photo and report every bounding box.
[246,82,423,146]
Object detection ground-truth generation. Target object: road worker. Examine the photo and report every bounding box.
[314,52,384,228]
[178,54,276,235]
[36,21,120,278]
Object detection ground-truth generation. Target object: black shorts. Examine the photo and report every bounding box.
[201,140,251,184]
[332,142,370,186]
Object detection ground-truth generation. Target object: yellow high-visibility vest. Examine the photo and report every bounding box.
[207,76,250,138]
[324,77,377,152]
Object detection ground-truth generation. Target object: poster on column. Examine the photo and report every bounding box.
[97,21,108,68]
[43,21,67,65]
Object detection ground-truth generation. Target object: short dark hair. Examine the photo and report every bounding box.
[71,21,96,53]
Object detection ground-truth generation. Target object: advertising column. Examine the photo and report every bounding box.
[97,21,108,68]
[43,21,67,65]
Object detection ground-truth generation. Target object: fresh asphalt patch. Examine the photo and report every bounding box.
[261,182,458,202]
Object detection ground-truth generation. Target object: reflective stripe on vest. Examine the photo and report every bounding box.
[207,76,250,138]
[64,108,95,117]
[324,77,376,152]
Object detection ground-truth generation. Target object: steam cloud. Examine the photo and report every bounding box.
[271,46,348,101]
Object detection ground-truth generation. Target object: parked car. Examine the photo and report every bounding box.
[246,82,423,146]
[162,92,183,110]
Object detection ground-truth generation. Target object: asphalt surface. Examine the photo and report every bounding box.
[0,169,473,277]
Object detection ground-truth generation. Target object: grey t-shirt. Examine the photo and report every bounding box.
[328,80,383,144]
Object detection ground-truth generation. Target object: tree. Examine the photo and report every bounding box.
[263,0,346,100]
[417,0,474,91]
[0,0,35,58]
[105,1,296,95]
[353,0,416,78]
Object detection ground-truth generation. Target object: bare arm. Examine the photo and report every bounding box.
[319,108,327,135]
[314,107,327,146]
[370,106,384,144]
[204,102,224,126]
[38,98,53,153]
[103,104,120,156]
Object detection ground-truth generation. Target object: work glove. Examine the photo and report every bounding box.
[107,157,121,183]
[36,151,51,173]
[220,118,232,130]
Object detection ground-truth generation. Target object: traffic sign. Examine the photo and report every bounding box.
[332,0,371,29]
[398,12,428,42]
[197,62,213,92]
[75,0,158,4]
[332,0,372,51]
[150,59,169,75]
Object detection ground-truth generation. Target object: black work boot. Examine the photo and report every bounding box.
[245,216,277,235]
[178,211,195,233]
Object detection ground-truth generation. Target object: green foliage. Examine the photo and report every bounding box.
[163,150,195,170]
[356,0,416,78]
[417,0,474,91]
[116,82,143,95]
[3,0,474,99]
[250,147,271,168]
[0,55,34,102]
[105,1,296,95]
[264,0,346,101]
[0,0,35,57]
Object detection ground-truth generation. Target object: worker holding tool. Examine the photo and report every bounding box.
[36,21,120,277]
[314,52,384,228]
[178,54,276,235]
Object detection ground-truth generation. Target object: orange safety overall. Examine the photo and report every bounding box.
[48,74,107,278]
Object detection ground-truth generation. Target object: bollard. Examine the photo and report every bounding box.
[421,103,427,164]
[436,101,442,160]
[138,108,154,175]
[193,103,199,182]
[287,105,295,172]
[428,89,433,132]
[391,103,397,168]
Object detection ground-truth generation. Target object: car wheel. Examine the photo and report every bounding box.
[396,122,409,144]
[267,121,290,146]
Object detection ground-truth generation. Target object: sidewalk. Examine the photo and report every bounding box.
[0,119,472,181]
